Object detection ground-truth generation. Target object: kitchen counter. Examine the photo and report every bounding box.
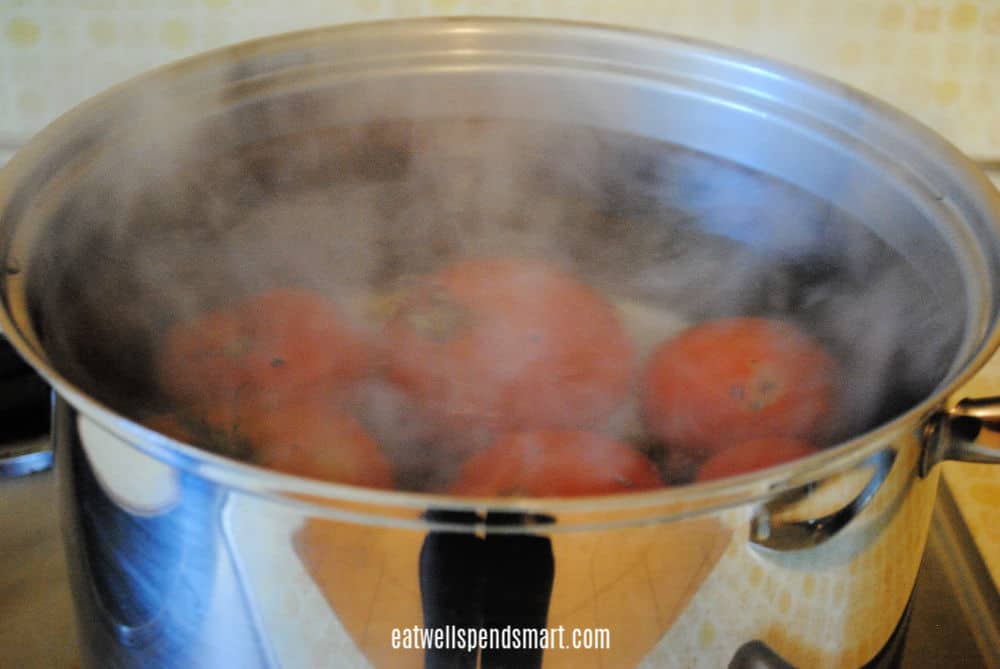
[0,447,77,668]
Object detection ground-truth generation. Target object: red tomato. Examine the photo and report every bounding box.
[696,437,820,481]
[141,413,200,444]
[243,399,394,488]
[384,258,633,432]
[641,317,836,453]
[140,410,251,460]
[194,376,364,436]
[157,288,371,407]
[449,430,663,497]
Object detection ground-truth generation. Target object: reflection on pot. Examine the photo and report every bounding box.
[57,400,269,668]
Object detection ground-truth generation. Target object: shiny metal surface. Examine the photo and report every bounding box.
[0,438,1000,669]
[749,449,897,552]
[54,401,269,669]
[1,18,1000,668]
[6,455,996,668]
[921,397,1000,475]
[56,396,939,667]
[0,437,53,478]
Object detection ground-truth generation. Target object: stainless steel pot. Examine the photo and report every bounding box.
[2,18,1000,669]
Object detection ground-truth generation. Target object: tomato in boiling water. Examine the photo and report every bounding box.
[384,258,634,432]
[157,288,371,407]
[696,437,820,481]
[450,430,663,497]
[243,398,394,489]
[641,317,836,453]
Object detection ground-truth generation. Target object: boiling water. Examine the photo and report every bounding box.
[26,118,962,488]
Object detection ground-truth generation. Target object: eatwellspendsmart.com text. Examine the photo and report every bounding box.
[391,625,611,651]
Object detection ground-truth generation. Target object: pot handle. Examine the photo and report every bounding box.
[921,396,1000,475]
[749,448,896,552]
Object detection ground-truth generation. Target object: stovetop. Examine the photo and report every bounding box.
[0,439,997,669]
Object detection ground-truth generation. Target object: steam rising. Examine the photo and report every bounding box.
[24,71,963,489]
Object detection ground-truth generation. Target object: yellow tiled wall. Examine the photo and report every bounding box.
[1,0,999,159]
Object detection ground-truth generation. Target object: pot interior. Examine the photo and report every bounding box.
[4,23,988,492]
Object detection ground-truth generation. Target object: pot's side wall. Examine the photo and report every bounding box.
[57,388,939,669]
[639,430,938,668]
[55,398,272,669]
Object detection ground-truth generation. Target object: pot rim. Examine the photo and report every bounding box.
[3,16,1000,522]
